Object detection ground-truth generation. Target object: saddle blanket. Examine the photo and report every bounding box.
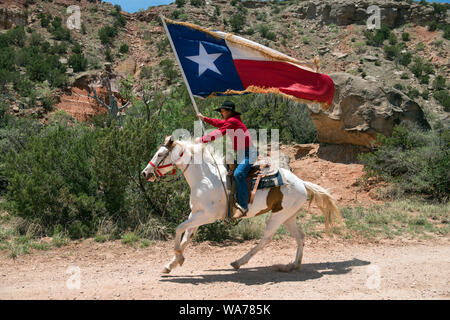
[250,171,284,190]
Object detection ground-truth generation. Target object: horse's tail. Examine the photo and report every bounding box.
[302,181,343,232]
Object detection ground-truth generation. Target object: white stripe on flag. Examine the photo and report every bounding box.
[214,31,315,72]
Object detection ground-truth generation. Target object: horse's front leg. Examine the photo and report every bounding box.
[162,210,216,274]
[162,227,197,273]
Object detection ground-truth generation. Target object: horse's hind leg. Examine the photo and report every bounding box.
[230,210,293,270]
[272,216,305,272]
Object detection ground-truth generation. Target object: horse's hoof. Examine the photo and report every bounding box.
[161,267,171,274]
[231,261,240,270]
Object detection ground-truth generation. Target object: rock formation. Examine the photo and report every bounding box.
[308,72,431,147]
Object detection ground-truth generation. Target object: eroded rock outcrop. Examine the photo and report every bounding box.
[308,72,431,147]
[55,72,125,122]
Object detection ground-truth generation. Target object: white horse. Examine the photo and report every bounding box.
[141,135,342,273]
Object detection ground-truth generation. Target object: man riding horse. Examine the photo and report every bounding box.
[195,100,257,218]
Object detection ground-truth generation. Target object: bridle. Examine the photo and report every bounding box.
[148,144,191,180]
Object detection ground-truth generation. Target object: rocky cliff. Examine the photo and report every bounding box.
[309,72,430,146]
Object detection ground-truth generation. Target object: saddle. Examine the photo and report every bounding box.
[226,157,283,217]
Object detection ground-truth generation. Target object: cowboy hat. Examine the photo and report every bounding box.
[214,100,241,116]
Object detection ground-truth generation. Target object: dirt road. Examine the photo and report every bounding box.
[1,238,449,300]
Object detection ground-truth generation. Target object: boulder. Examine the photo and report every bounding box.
[307,72,430,147]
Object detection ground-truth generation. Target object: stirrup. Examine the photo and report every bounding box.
[232,203,248,219]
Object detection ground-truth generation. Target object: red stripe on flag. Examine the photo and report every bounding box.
[233,59,335,105]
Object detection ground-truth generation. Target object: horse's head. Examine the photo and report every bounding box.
[141,135,185,182]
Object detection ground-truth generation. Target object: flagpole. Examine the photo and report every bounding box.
[160,15,231,219]
[160,14,206,133]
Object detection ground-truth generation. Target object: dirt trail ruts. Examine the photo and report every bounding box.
[1,238,449,300]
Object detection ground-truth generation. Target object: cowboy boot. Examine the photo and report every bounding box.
[232,203,248,219]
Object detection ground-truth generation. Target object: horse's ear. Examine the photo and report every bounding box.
[164,135,174,147]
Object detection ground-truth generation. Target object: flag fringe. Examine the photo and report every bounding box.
[206,85,331,110]
[163,17,320,73]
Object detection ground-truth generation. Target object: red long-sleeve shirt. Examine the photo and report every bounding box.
[200,115,253,151]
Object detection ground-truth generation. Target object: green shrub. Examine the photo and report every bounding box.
[156,38,169,56]
[433,90,450,111]
[175,0,186,7]
[399,51,412,66]
[114,15,127,29]
[364,24,391,47]
[119,43,129,54]
[433,75,447,90]
[388,32,397,45]
[400,72,409,79]
[409,57,433,78]
[443,24,450,40]
[190,0,205,7]
[419,74,429,85]
[406,86,420,99]
[229,13,245,33]
[0,115,43,194]
[384,44,400,60]
[258,24,276,40]
[39,12,51,28]
[140,66,152,79]
[415,42,425,51]
[51,26,71,42]
[98,26,118,45]
[428,20,437,31]
[359,123,449,201]
[105,47,113,62]
[159,58,178,84]
[121,232,140,245]
[4,121,106,238]
[7,27,26,47]
[72,42,82,54]
[402,32,410,41]
[29,32,43,47]
[0,47,16,71]
[394,83,404,91]
[68,53,88,72]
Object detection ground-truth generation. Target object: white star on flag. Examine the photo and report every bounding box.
[185,42,222,77]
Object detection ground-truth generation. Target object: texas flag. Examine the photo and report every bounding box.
[161,17,335,107]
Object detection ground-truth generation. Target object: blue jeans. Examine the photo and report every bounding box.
[233,146,257,210]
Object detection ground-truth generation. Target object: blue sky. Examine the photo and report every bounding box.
[104,0,449,13]
[103,0,174,13]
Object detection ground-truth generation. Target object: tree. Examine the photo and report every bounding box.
[89,77,130,121]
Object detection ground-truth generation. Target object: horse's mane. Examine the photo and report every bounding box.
[175,138,225,165]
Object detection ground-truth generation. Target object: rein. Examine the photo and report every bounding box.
[149,145,191,181]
